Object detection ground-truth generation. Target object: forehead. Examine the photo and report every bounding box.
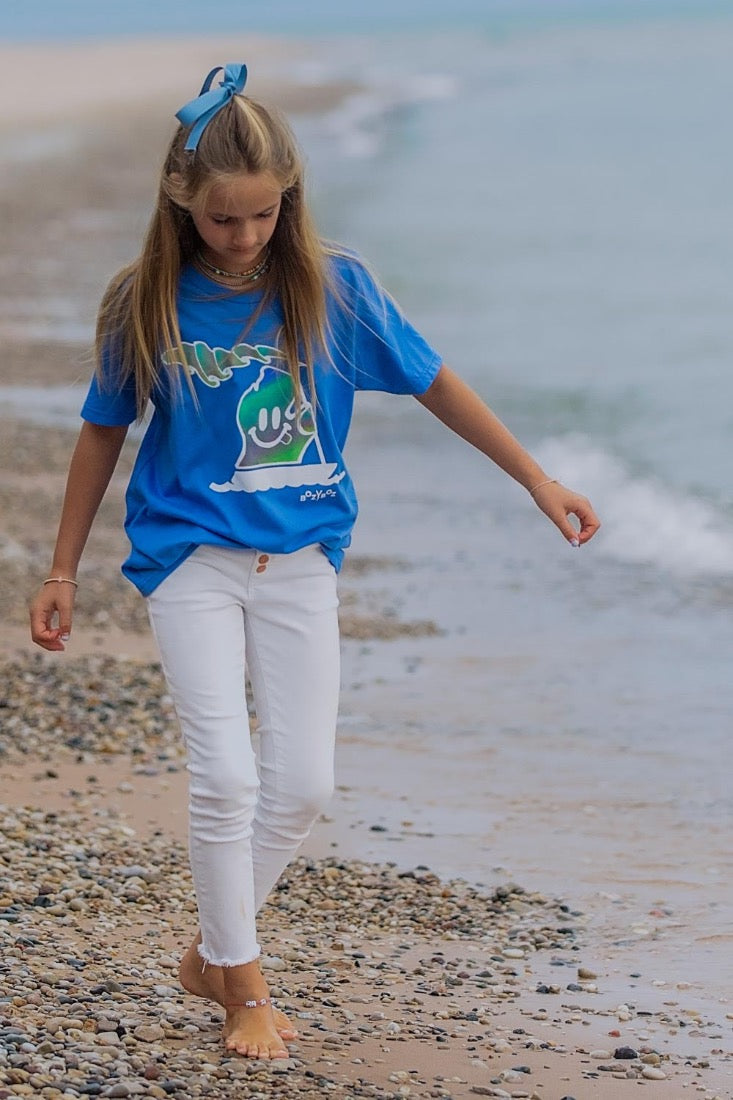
[203,173,282,215]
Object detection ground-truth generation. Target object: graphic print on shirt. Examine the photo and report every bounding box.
[163,340,345,494]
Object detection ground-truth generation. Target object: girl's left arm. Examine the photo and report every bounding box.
[415,364,600,546]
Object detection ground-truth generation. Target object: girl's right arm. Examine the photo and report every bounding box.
[29,421,129,652]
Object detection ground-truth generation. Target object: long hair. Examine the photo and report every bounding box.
[96,94,330,418]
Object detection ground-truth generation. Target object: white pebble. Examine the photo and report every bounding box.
[261,954,287,971]
[641,1066,667,1080]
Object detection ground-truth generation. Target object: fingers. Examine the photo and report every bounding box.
[531,483,601,546]
[29,586,76,651]
[573,498,602,545]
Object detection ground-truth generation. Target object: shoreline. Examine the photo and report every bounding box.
[0,36,363,132]
[1,646,731,1095]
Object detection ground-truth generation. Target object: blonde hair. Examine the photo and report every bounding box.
[96,93,331,418]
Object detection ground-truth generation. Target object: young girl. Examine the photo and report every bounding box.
[30,64,599,1061]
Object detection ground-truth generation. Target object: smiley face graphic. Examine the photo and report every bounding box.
[235,365,316,469]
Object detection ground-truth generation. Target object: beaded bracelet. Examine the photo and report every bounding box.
[43,577,79,588]
[528,479,558,498]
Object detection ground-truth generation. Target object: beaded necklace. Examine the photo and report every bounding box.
[196,251,271,284]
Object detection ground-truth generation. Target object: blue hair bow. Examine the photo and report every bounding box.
[175,63,248,152]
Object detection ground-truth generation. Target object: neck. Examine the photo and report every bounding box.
[195,250,271,285]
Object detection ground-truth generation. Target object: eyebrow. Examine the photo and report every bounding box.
[210,203,278,218]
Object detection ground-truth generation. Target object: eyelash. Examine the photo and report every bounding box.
[211,210,276,225]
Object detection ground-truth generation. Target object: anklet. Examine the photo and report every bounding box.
[225,997,271,1008]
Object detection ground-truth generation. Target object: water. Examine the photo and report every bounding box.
[4,0,731,39]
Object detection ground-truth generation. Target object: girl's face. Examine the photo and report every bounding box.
[191,172,282,272]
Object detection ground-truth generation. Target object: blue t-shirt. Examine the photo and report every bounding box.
[81,252,442,595]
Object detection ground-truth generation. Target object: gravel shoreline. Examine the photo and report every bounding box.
[1,802,585,1100]
[1,653,731,1097]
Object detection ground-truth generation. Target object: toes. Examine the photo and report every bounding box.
[223,1036,288,1059]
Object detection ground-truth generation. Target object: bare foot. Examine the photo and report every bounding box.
[178,936,298,1040]
[223,1002,289,1059]
[222,958,289,1059]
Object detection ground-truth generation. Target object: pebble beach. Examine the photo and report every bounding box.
[1,26,732,1100]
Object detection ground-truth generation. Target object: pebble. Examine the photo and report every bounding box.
[132,1026,165,1043]
[641,1066,667,1080]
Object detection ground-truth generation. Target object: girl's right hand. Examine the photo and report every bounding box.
[29,581,76,652]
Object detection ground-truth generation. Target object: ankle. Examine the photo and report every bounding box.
[225,996,271,1009]
[222,959,270,1004]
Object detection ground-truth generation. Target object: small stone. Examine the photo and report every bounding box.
[95,1018,119,1032]
[260,955,286,971]
[577,967,597,980]
[613,1046,638,1060]
[133,1025,165,1043]
[269,1059,297,1073]
[590,1050,612,1060]
[641,1067,667,1080]
[96,1032,121,1046]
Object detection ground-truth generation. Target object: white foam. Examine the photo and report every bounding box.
[535,435,733,577]
[323,70,458,159]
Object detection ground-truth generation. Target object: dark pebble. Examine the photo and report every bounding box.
[613,1046,639,1060]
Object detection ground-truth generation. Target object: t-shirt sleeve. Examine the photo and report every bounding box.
[338,257,443,395]
[80,344,138,426]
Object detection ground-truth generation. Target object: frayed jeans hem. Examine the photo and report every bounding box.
[197,942,262,969]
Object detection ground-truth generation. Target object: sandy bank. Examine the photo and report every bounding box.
[0,36,360,131]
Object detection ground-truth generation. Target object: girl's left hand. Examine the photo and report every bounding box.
[530,481,601,547]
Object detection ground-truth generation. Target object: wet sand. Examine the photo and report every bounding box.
[1,33,731,1099]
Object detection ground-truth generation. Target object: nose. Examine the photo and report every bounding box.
[231,221,257,249]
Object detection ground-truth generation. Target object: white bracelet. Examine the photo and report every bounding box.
[528,479,558,498]
[43,577,79,588]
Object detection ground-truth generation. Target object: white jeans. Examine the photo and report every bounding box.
[146,543,340,967]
